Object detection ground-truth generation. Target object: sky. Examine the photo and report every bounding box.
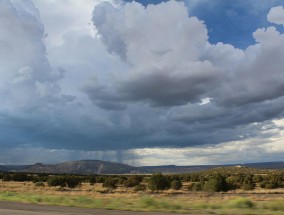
[0,0,284,166]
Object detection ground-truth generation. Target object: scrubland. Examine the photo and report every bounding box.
[0,167,283,214]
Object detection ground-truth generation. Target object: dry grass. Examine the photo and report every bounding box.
[0,181,283,214]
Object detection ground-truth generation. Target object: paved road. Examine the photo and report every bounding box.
[0,201,187,215]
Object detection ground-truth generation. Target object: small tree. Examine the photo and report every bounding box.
[47,176,66,187]
[2,174,12,182]
[188,182,203,191]
[11,172,29,182]
[148,173,170,191]
[65,176,82,188]
[124,175,142,187]
[241,175,255,191]
[203,174,227,192]
[170,179,182,190]
[134,184,147,192]
[103,178,118,189]
[88,176,96,185]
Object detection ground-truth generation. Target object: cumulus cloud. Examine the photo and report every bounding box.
[31,0,116,46]
[211,26,284,106]
[0,0,67,112]
[88,1,223,107]
[268,6,284,25]
[88,1,284,109]
[1,0,284,165]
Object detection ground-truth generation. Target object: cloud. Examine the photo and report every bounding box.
[1,0,284,165]
[268,6,284,26]
[88,1,284,109]
[0,0,67,112]
[1,121,283,165]
[31,0,116,46]
[88,1,223,107]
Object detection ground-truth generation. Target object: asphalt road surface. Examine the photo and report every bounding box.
[0,201,188,215]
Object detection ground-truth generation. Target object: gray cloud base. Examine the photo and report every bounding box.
[0,0,284,164]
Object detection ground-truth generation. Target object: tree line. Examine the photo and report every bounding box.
[0,169,283,192]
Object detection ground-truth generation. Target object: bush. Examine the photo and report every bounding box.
[47,176,66,187]
[188,182,203,191]
[226,176,241,190]
[102,178,118,189]
[134,184,147,192]
[170,179,182,190]
[35,181,45,187]
[2,174,11,182]
[260,175,283,189]
[203,174,227,192]
[253,175,263,183]
[241,175,255,191]
[88,176,96,185]
[47,176,81,188]
[148,173,170,191]
[117,176,127,186]
[65,176,82,188]
[124,176,142,188]
[96,176,107,183]
[11,173,29,182]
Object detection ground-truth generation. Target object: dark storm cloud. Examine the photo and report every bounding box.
[1,0,284,165]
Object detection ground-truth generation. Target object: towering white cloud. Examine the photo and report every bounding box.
[0,0,68,114]
[268,6,284,25]
[88,1,222,107]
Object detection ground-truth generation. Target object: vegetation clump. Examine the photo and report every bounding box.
[170,179,182,190]
[148,173,170,191]
[102,178,118,189]
[47,176,81,188]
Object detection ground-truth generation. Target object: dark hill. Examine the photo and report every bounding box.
[0,160,283,174]
[0,165,31,172]
[245,161,284,169]
[22,160,145,174]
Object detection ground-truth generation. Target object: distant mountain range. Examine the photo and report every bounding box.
[0,160,283,174]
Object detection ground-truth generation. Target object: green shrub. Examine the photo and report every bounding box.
[203,174,227,192]
[102,178,118,189]
[88,176,96,185]
[148,173,170,191]
[35,181,45,187]
[117,176,127,185]
[170,179,182,190]
[65,176,82,188]
[124,175,142,188]
[96,176,107,183]
[47,176,81,188]
[253,175,263,183]
[188,182,203,191]
[260,175,283,189]
[47,176,66,187]
[134,184,147,192]
[241,175,255,190]
[11,173,29,182]
[2,174,12,181]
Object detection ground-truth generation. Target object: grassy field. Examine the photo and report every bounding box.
[0,181,283,214]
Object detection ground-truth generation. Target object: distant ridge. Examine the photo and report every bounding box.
[0,160,283,174]
[22,160,144,174]
[244,161,284,169]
